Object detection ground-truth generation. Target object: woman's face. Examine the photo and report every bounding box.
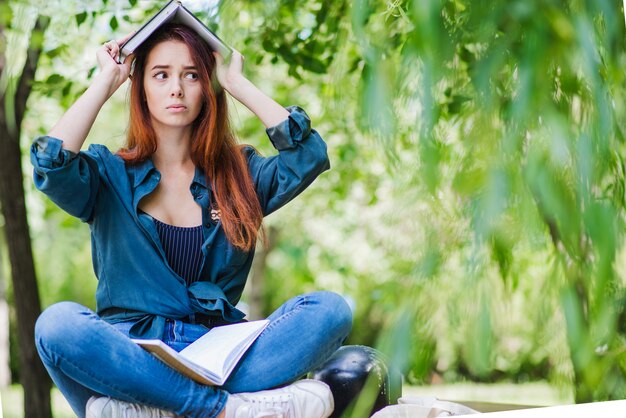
[143,40,204,133]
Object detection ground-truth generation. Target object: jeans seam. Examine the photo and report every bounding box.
[262,296,311,335]
[173,320,181,341]
[164,318,176,343]
[204,391,228,418]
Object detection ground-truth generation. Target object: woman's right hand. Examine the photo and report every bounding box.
[95,32,136,95]
[47,32,137,153]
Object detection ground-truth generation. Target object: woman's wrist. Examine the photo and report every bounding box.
[94,67,126,99]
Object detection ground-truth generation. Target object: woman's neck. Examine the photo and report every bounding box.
[152,126,194,171]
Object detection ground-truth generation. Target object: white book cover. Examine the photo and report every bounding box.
[132,319,269,386]
[119,0,232,63]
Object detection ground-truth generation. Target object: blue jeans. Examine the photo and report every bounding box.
[35,291,352,418]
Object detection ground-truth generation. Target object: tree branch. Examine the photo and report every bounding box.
[0,23,6,79]
[15,15,49,127]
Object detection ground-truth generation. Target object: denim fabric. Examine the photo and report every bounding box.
[35,291,352,418]
[30,106,330,340]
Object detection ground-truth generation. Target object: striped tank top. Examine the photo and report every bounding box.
[153,218,203,286]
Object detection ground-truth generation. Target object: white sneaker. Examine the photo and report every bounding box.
[226,379,334,418]
[85,396,179,418]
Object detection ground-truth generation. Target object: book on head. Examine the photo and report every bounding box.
[132,319,269,386]
[118,0,232,64]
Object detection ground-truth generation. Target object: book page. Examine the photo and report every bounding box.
[180,320,269,376]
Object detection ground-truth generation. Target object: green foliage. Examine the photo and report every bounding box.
[222,0,626,401]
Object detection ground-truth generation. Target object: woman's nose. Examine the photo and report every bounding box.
[170,81,183,97]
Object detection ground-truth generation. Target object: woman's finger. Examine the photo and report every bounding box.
[124,53,136,74]
[213,51,224,66]
[117,31,137,47]
[229,50,244,73]
[109,42,120,60]
[101,40,117,61]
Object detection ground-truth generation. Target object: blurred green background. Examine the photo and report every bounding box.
[2,0,626,415]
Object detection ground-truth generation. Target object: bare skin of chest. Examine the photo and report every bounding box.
[138,169,202,227]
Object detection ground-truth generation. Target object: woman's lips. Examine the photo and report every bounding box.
[167,105,187,112]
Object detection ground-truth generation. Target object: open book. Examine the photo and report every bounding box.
[119,0,232,63]
[132,319,269,386]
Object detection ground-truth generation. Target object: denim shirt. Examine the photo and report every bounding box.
[30,106,329,339]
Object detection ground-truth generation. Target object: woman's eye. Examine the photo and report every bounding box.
[186,73,198,80]
[154,72,167,80]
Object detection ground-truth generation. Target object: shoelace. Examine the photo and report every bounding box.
[235,394,294,418]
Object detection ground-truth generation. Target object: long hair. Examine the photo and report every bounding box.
[118,24,263,251]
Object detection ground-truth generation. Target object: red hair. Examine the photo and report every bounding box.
[118,24,263,251]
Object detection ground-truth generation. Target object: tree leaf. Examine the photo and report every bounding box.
[109,15,118,31]
[75,11,87,27]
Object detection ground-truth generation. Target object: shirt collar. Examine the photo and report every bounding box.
[129,158,157,188]
[191,165,210,191]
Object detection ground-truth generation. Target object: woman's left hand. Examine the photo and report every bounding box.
[213,50,248,98]
[213,49,288,127]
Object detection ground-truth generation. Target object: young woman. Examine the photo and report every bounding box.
[31,23,352,418]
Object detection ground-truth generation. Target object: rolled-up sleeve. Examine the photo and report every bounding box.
[30,136,100,222]
[246,106,330,216]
